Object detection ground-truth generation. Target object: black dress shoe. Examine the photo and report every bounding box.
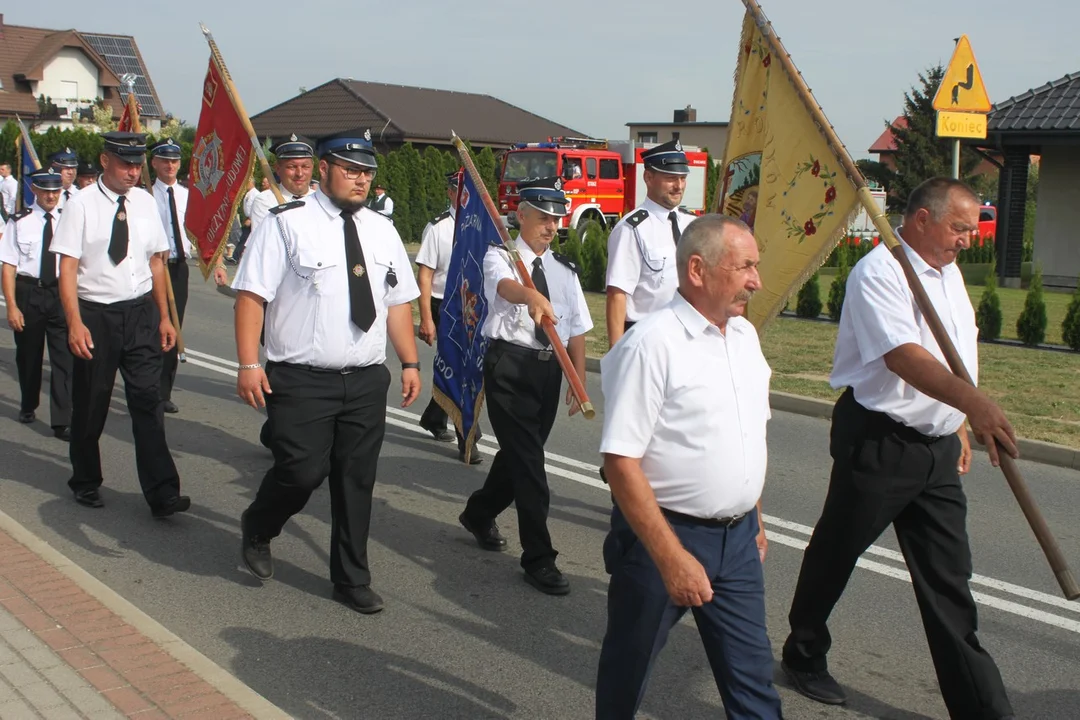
[240,510,273,580]
[458,512,506,551]
[782,661,847,705]
[73,489,104,508]
[163,401,179,414]
[332,584,384,614]
[458,450,483,466]
[53,426,71,442]
[18,411,35,424]
[150,495,191,519]
[524,565,571,596]
[431,428,455,443]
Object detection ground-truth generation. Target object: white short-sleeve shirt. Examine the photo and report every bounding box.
[0,206,62,278]
[830,236,979,437]
[248,185,314,231]
[606,197,695,322]
[50,181,168,303]
[415,209,454,299]
[152,179,192,260]
[481,242,593,348]
[600,293,772,519]
[232,190,419,368]
[0,175,17,215]
[56,184,80,214]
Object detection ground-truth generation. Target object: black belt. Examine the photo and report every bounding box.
[15,275,57,289]
[168,258,187,265]
[77,292,152,310]
[267,360,373,375]
[490,338,555,362]
[661,507,747,529]
[842,388,945,445]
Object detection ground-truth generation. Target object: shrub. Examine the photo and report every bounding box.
[1061,277,1080,351]
[1016,265,1048,347]
[827,258,851,322]
[976,258,1003,341]
[559,227,584,272]
[579,221,609,292]
[795,273,823,318]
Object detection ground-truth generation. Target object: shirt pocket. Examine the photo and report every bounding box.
[367,246,399,303]
[15,235,38,263]
[642,243,672,281]
[295,242,339,293]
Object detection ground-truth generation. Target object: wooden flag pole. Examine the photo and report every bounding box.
[450,133,594,420]
[199,23,285,207]
[742,0,1079,600]
[123,79,185,361]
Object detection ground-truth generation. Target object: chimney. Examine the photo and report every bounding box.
[673,105,697,123]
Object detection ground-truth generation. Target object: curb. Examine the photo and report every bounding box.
[0,509,292,720]
[215,284,1080,472]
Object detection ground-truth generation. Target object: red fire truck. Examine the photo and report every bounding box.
[497,137,709,236]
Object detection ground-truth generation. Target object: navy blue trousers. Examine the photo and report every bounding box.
[596,506,783,719]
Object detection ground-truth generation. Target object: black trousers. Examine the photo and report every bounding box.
[245,362,391,588]
[418,297,448,432]
[160,261,189,403]
[68,295,180,506]
[464,340,562,571]
[13,278,72,427]
[783,389,1012,720]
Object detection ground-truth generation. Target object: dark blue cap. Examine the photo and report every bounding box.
[272,134,314,160]
[102,131,147,161]
[317,131,377,169]
[76,161,98,177]
[150,138,182,160]
[50,147,78,168]
[641,139,689,175]
[29,168,64,191]
[517,177,569,217]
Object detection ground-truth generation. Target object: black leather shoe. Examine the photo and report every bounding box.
[332,584,384,614]
[151,495,191,519]
[259,420,272,449]
[524,565,570,596]
[163,401,179,414]
[53,426,71,442]
[73,489,104,508]
[18,411,35,424]
[782,661,846,705]
[458,450,483,466]
[429,427,455,443]
[459,512,506,551]
[240,510,273,580]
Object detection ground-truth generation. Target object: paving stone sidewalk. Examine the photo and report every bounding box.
[0,516,288,719]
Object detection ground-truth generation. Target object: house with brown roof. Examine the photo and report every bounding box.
[250,78,584,151]
[0,14,162,132]
[867,116,908,171]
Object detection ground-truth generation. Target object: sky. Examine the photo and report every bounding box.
[10,0,1079,160]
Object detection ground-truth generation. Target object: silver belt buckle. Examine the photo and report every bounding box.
[537,349,552,361]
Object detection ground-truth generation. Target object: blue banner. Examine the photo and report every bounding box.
[432,170,499,458]
[19,136,37,209]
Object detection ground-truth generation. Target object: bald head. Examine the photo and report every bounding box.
[676,214,751,286]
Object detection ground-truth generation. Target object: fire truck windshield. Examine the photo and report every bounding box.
[502,151,557,181]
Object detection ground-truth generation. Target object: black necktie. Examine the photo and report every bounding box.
[40,212,56,284]
[108,196,128,265]
[531,257,551,347]
[167,186,185,262]
[341,210,376,332]
[668,211,681,245]
[63,189,70,203]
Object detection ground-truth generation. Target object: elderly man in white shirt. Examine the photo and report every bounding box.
[596,214,782,719]
[781,178,1017,720]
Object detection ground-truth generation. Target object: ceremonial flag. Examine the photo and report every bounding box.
[183,56,254,278]
[16,119,41,211]
[432,169,497,461]
[117,98,141,132]
[717,11,860,329]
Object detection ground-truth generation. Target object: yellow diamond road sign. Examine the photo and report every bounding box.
[933,35,991,113]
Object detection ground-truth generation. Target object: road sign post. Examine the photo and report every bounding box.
[932,35,991,179]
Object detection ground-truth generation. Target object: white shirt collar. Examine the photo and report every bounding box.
[95,179,125,204]
[895,228,959,280]
[154,178,179,191]
[642,196,677,221]
[669,291,743,338]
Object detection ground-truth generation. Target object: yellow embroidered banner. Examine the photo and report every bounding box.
[718,12,859,329]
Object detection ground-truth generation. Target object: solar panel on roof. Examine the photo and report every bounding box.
[81,33,161,117]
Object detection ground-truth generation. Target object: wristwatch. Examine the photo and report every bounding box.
[402,362,421,371]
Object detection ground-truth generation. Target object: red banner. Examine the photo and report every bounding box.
[184,57,254,277]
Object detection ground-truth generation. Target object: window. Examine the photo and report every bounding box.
[502,151,556,181]
[637,132,658,144]
[586,157,597,179]
[599,159,620,180]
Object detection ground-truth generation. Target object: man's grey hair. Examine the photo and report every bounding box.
[676,214,751,284]
[904,177,979,221]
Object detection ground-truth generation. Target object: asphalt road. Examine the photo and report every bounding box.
[1,275,1078,720]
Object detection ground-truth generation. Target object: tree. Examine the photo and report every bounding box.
[976,257,1003,341]
[1061,277,1080,352]
[795,273,823,318]
[1016,265,1048,346]
[827,257,851,321]
[855,158,895,197]
[579,220,608,292]
[889,65,985,212]
[473,146,499,200]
